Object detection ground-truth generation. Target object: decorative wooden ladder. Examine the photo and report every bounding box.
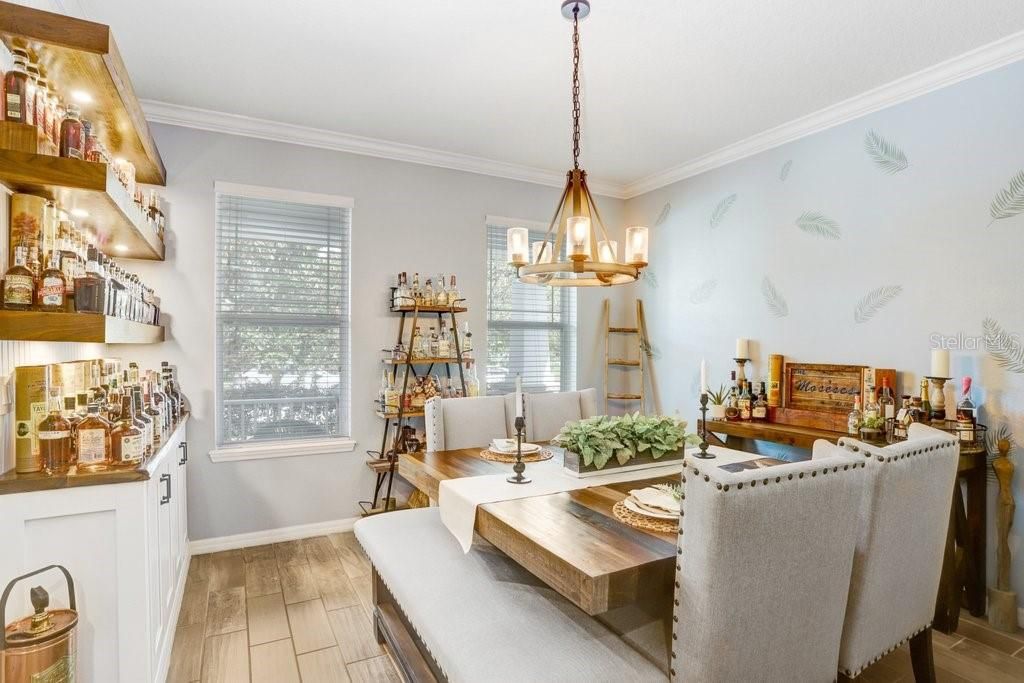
[603,298,652,414]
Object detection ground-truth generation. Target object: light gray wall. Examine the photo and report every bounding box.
[623,60,1024,605]
[122,124,622,541]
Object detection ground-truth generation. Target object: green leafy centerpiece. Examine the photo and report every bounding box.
[553,413,699,476]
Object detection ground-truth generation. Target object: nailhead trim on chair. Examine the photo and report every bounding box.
[683,458,866,492]
[839,623,931,678]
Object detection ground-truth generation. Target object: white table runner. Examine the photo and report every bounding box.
[439,445,758,552]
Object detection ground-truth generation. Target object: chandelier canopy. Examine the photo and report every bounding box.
[507,0,648,287]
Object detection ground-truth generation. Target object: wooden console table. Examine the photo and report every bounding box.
[699,419,988,632]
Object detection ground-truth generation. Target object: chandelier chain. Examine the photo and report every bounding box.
[571,4,581,170]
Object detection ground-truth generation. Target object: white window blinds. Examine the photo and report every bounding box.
[485,222,576,395]
[215,184,351,446]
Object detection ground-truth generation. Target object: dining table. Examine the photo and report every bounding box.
[398,445,748,616]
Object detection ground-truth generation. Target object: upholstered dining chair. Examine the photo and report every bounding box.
[821,424,959,682]
[674,452,867,682]
[425,395,509,452]
[502,387,600,441]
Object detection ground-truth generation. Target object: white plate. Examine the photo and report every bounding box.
[490,442,542,455]
[623,497,678,520]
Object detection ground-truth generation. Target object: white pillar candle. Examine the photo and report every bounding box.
[735,338,749,359]
[515,375,523,418]
[700,359,708,395]
[930,349,950,377]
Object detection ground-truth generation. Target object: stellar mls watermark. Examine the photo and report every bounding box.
[930,332,1019,351]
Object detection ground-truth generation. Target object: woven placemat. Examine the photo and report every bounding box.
[612,500,678,534]
[478,448,554,464]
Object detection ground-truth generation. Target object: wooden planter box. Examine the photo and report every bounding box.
[562,448,685,478]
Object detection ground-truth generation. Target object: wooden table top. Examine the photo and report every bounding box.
[399,447,679,615]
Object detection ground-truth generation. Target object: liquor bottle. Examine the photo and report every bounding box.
[132,387,153,457]
[847,394,863,436]
[59,222,77,310]
[62,395,82,463]
[466,363,481,397]
[3,244,35,310]
[752,382,768,422]
[437,326,451,359]
[434,273,447,306]
[956,377,976,442]
[449,275,460,306]
[111,395,143,467]
[162,362,186,418]
[411,272,421,305]
[863,386,880,423]
[428,327,440,358]
[76,404,112,472]
[128,362,140,386]
[59,103,84,160]
[38,385,72,475]
[880,378,896,441]
[74,245,105,313]
[148,372,168,433]
[105,376,123,423]
[38,249,66,312]
[920,379,932,424]
[738,381,752,421]
[34,74,49,136]
[724,372,740,421]
[379,368,390,411]
[142,381,163,448]
[3,49,29,122]
[384,373,400,414]
[24,62,38,128]
[423,278,434,306]
[461,321,473,356]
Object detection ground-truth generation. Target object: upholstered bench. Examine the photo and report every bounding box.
[354,507,667,683]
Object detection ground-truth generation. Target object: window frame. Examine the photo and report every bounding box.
[484,215,577,396]
[210,181,355,462]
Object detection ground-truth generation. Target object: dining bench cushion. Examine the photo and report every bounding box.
[355,507,666,683]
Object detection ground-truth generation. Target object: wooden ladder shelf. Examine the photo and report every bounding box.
[603,298,653,414]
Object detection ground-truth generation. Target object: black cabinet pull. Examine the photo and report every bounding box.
[160,473,171,505]
[178,441,188,466]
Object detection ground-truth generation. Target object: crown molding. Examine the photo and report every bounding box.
[622,30,1024,198]
[141,100,629,199]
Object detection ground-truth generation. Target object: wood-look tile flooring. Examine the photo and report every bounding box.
[168,533,400,683]
[171,532,1024,682]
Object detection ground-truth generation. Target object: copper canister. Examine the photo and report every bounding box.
[1,565,78,683]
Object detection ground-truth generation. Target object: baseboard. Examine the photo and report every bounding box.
[189,517,360,554]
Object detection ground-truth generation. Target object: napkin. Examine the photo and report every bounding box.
[491,438,517,453]
[628,486,680,515]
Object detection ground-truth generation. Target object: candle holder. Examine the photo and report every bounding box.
[507,414,531,484]
[733,357,750,385]
[694,392,716,459]
[925,376,951,421]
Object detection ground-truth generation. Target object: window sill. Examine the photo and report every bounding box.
[209,438,357,463]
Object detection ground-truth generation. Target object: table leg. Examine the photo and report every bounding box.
[964,465,987,617]
[934,495,960,633]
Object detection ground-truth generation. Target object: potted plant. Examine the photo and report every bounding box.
[554,413,700,477]
[859,414,886,444]
[707,384,728,420]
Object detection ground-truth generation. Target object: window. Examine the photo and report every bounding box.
[214,182,351,451]
[485,217,576,395]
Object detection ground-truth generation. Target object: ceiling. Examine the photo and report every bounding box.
[71,0,1024,192]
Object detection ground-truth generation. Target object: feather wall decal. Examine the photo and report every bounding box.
[689,278,717,304]
[762,277,789,318]
[984,317,1024,373]
[779,160,793,181]
[654,203,671,226]
[864,130,909,174]
[640,339,663,361]
[710,194,737,229]
[853,285,903,323]
[642,268,658,289]
[988,170,1024,226]
[796,211,841,240]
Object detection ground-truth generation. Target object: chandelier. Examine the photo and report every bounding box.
[507,0,648,287]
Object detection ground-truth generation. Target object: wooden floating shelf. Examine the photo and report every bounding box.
[375,410,426,419]
[390,305,468,314]
[0,310,164,344]
[382,357,474,365]
[0,147,163,259]
[0,1,165,185]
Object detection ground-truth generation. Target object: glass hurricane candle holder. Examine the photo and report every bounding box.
[506,227,529,266]
[531,240,553,264]
[567,215,591,259]
[625,226,649,265]
[598,239,618,263]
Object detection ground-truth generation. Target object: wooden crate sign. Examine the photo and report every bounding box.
[784,363,867,414]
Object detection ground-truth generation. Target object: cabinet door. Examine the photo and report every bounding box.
[177,436,189,574]
[156,459,174,648]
